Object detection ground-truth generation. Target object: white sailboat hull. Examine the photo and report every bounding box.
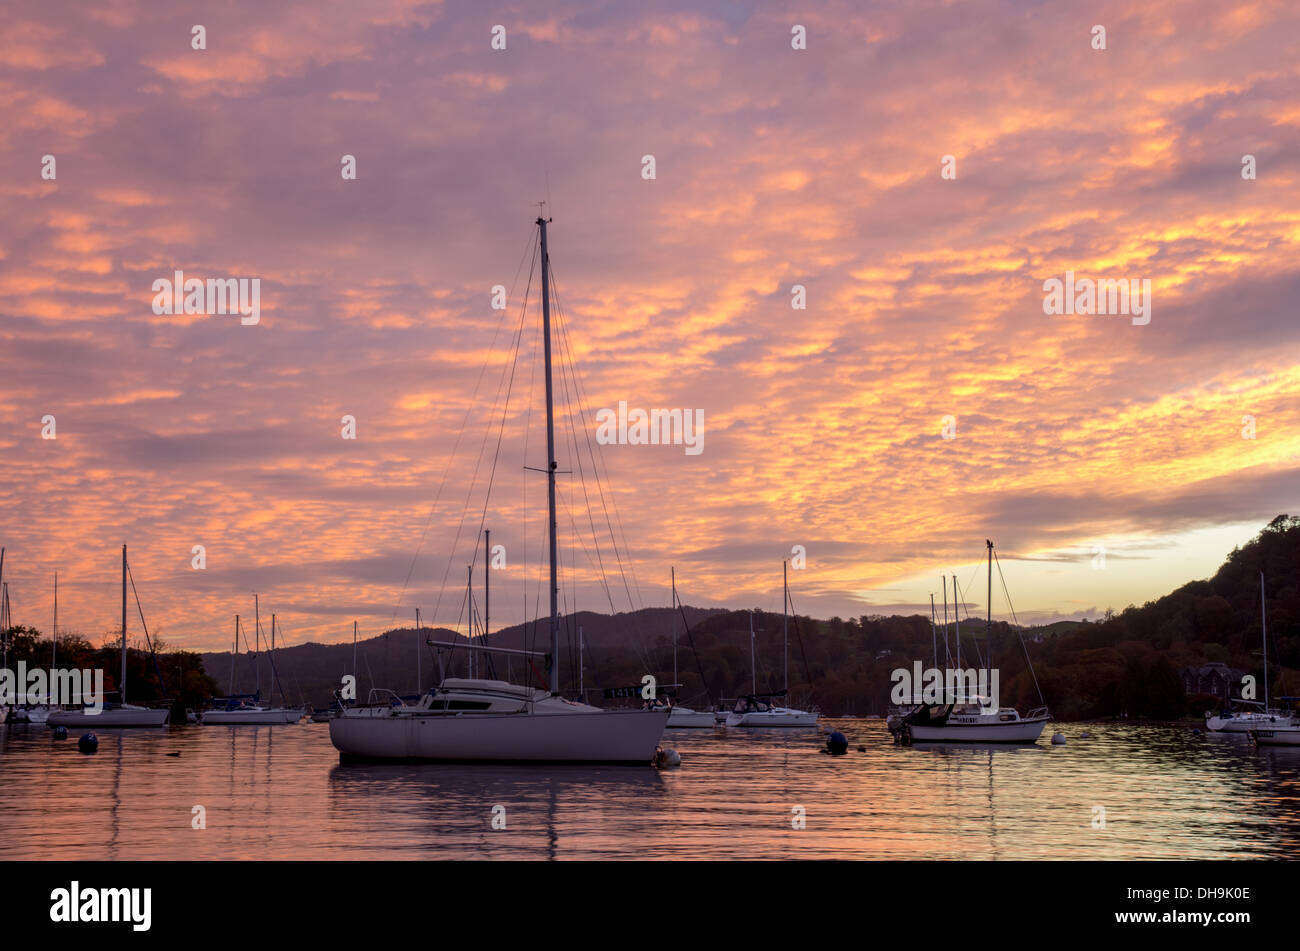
[666,707,716,728]
[726,709,819,728]
[907,717,1047,743]
[47,706,169,727]
[1249,725,1300,746]
[202,708,304,725]
[1206,713,1282,733]
[330,707,670,764]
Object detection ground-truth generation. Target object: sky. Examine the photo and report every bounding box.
[0,0,1297,652]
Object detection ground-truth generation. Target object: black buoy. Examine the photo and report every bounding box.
[857,746,866,752]
[77,733,99,754]
[52,726,69,740]
[826,730,848,755]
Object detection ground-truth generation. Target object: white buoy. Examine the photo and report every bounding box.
[1051,732,1066,745]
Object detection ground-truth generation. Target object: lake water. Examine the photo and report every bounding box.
[1,719,1297,860]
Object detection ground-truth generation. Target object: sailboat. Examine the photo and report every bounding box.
[899,541,1048,744]
[1206,572,1285,733]
[202,605,305,725]
[329,214,669,763]
[48,546,169,727]
[660,568,715,728]
[725,564,818,728]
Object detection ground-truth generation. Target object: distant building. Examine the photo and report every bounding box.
[1180,662,1247,702]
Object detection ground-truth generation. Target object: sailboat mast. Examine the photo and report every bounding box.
[749,610,756,694]
[1260,571,1269,713]
[538,214,560,695]
[986,540,993,683]
[230,616,239,696]
[484,529,491,649]
[271,613,278,705]
[254,593,261,698]
[415,607,422,695]
[929,593,937,669]
[466,565,475,680]
[783,561,789,693]
[952,574,961,669]
[52,570,58,670]
[121,544,128,705]
[0,548,5,673]
[672,567,679,688]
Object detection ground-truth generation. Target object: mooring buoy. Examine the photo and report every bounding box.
[78,733,99,754]
[52,726,69,740]
[655,747,681,768]
[1051,732,1066,745]
[826,731,848,755]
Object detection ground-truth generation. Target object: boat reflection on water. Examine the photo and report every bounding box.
[326,762,666,860]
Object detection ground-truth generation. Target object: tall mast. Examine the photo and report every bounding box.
[578,625,584,697]
[986,540,994,683]
[484,529,491,646]
[121,544,128,705]
[52,570,58,670]
[952,574,961,669]
[466,565,474,680]
[352,620,358,680]
[783,561,789,693]
[929,593,937,670]
[671,567,679,689]
[1260,571,1269,713]
[749,610,756,695]
[415,607,422,695]
[0,547,5,673]
[271,613,278,705]
[230,616,239,696]
[538,214,560,695]
[254,593,261,698]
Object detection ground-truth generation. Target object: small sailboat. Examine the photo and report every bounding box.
[1206,572,1285,733]
[48,546,169,728]
[202,607,304,724]
[329,214,669,763]
[726,565,818,728]
[899,541,1048,744]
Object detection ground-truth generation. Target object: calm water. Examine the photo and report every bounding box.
[1,720,1297,859]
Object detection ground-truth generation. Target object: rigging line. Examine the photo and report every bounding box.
[557,483,654,675]
[469,250,541,647]
[782,589,816,698]
[551,307,658,685]
[389,228,538,625]
[430,239,537,631]
[548,265,644,611]
[125,563,167,698]
[553,306,619,616]
[674,580,713,706]
[992,549,1046,707]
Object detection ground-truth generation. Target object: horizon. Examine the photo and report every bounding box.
[2,1,1297,652]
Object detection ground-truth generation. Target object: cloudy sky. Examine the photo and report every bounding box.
[1,0,1297,652]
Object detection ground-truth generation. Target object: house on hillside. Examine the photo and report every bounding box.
[1180,662,1247,702]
